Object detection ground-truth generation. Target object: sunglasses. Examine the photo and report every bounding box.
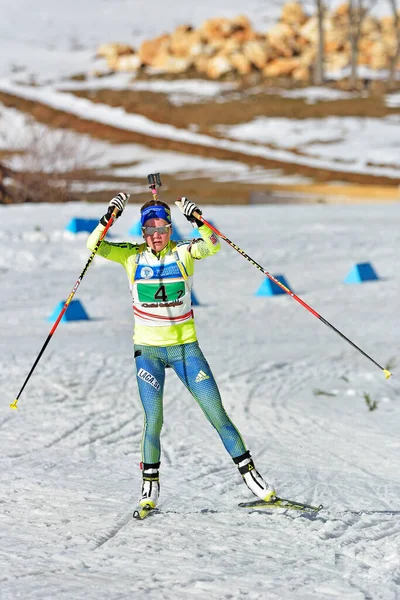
[142,224,172,236]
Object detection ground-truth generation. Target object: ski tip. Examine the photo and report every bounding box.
[133,504,156,520]
[10,399,18,410]
[383,369,392,380]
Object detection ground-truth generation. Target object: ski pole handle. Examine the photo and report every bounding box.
[148,173,162,201]
[148,173,162,188]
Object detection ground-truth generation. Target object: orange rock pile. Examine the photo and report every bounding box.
[96,2,400,81]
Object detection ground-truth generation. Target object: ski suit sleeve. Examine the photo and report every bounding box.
[86,223,139,265]
[189,224,220,259]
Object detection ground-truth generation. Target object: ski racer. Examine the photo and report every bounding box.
[87,192,276,512]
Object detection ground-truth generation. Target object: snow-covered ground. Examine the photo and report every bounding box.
[1,81,400,182]
[0,4,399,595]
[1,201,399,599]
[218,115,400,176]
[0,102,310,189]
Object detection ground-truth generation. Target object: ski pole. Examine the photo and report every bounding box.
[175,201,392,379]
[10,207,120,410]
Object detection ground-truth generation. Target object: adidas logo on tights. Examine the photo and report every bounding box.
[195,370,210,383]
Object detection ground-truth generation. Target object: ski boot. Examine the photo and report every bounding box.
[233,451,276,502]
[139,462,160,509]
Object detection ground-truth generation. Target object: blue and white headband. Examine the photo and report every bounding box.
[140,205,171,226]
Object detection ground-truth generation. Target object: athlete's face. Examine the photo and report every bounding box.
[142,217,172,252]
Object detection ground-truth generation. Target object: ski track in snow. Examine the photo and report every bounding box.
[1,204,399,599]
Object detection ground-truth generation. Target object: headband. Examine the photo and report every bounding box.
[140,205,172,226]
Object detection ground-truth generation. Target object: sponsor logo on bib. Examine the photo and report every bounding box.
[140,267,154,279]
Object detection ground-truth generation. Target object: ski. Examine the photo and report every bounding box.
[133,497,323,519]
[238,496,323,513]
[132,503,156,520]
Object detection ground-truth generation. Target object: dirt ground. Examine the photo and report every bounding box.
[1,77,400,204]
[69,80,400,130]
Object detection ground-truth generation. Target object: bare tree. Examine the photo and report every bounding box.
[387,0,400,89]
[349,0,366,88]
[0,113,101,204]
[314,0,326,85]
[348,0,377,89]
[0,162,15,203]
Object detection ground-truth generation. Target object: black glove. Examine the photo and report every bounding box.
[180,197,203,228]
[100,192,130,226]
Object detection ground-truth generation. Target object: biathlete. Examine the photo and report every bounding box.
[87,188,276,511]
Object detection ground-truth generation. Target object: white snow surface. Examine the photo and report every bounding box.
[219,115,400,176]
[1,201,400,599]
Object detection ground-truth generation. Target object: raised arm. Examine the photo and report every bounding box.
[86,192,136,264]
[178,197,220,259]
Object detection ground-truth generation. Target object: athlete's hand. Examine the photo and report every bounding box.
[180,197,203,227]
[100,192,130,226]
